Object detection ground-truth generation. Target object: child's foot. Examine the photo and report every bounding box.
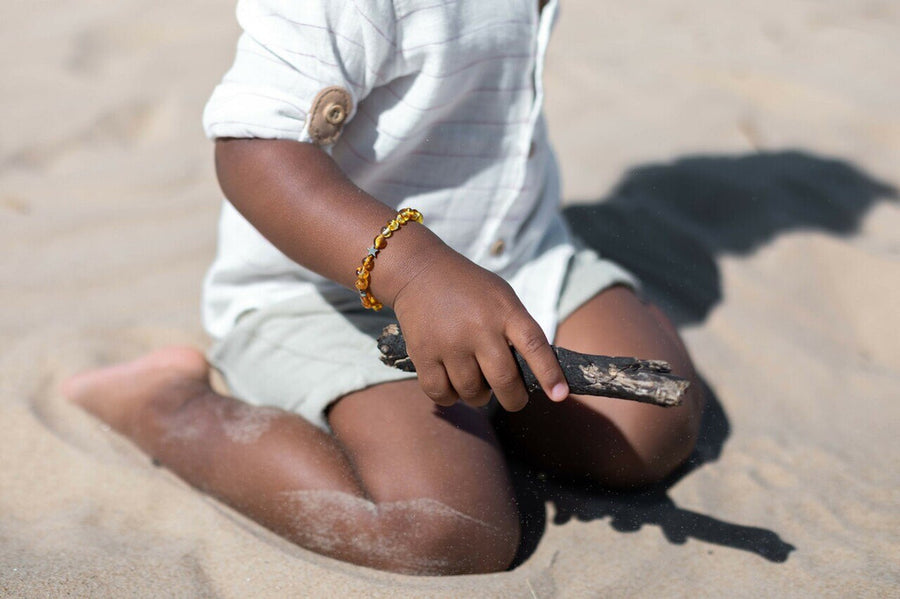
[61,347,210,443]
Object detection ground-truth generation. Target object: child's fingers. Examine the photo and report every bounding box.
[444,356,491,408]
[415,360,458,407]
[477,346,529,412]
[506,317,569,402]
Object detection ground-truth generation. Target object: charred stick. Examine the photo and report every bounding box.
[376,324,689,407]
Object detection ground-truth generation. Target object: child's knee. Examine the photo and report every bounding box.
[398,501,520,574]
[281,490,520,575]
[599,401,701,488]
[355,497,520,575]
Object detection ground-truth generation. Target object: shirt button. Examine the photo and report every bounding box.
[324,103,346,125]
[490,239,506,256]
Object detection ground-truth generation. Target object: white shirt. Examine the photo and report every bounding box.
[202,0,574,340]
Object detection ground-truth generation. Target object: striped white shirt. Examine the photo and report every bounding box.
[202,0,575,340]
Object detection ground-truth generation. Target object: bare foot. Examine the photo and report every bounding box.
[61,346,211,444]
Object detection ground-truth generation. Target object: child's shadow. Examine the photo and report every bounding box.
[506,381,796,566]
[563,149,896,326]
[506,150,896,567]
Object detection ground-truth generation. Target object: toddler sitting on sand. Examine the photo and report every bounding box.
[64,0,704,575]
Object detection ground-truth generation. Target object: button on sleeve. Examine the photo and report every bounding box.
[308,87,353,145]
[203,0,397,143]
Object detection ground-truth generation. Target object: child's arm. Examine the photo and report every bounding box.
[215,138,570,410]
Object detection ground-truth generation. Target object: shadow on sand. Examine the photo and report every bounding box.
[506,150,896,566]
[564,149,896,326]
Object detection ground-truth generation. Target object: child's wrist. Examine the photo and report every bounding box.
[353,208,425,310]
[367,222,449,310]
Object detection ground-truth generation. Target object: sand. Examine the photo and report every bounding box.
[2,0,898,596]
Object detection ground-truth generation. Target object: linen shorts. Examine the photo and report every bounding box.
[207,247,638,431]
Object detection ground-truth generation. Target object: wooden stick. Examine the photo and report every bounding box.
[377,324,689,407]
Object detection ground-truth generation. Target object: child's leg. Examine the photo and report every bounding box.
[500,285,705,487]
[63,348,519,575]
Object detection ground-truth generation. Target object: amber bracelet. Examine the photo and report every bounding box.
[355,208,424,310]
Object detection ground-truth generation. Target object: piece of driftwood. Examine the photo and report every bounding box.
[377,324,689,407]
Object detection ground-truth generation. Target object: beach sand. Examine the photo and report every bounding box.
[2,1,898,596]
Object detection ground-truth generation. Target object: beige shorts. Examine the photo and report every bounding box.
[207,247,638,431]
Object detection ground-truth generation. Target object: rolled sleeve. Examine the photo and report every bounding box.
[203,0,396,142]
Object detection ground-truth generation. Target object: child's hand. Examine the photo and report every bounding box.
[390,246,569,412]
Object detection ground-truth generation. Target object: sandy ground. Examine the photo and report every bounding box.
[2,1,898,597]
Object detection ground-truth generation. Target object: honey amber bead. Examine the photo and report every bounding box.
[357,207,422,310]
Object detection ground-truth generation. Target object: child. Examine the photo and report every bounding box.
[64,0,704,575]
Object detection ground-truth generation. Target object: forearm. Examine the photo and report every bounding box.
[214,138,446,305]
